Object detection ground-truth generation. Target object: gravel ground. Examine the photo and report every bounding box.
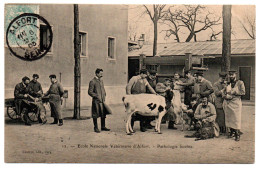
[4,104,255,163]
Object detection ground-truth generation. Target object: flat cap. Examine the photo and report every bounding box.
[219,72,227,77]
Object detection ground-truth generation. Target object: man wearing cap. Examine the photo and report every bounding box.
[222,70,245,141]
[213,72,228,134]
[88,68,111,133]
[14,76,31,126]
[194,71,214,103]
[126,69,157,132]
[186,96,219,140]
[28,74,47,124]
[45,74,64,126]
[176,70,195,106]
[156,78,177,129]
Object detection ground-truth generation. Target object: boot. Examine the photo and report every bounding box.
[235,129,240,141]
[58,119,63,126]
[228,128,235,138]
[101,117,110,131]
[168,121,177,130]
[93,118,100,133]
[51,118,58,125]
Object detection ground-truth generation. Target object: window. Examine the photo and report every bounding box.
[40,24,52,52]
[79,32,87,57]
[108,37,116,59]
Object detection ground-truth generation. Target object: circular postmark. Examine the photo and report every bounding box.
[6,13,53,61]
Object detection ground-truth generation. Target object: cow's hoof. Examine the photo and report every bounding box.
[154,129,158,132]
[131,130,136,133]
[158,132,162,134]
[127,133,133,135]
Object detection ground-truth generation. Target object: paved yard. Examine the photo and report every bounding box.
[4,103,255,163]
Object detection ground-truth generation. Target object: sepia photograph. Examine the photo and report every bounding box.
[2,0,257,165]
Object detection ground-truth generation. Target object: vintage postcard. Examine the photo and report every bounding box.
[3,3,255,164]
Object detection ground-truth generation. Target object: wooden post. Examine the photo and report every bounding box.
[73,4,81,119]
[185,53,192,71]
[139,54,146,70]
[222,5,232,72]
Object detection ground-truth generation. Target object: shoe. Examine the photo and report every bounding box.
[25,123,31,126]
[101,127,110,131]
[42,120,47,125]
[140,127,147,132]
[58,119,63,126]
[94,127,100,133]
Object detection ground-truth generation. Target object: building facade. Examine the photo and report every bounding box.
[5,4,129,108]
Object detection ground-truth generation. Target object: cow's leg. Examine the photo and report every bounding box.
[154,117,158,132]
[126,111,135,135]
[128,118,135,133]
[157,111,166,134]
[181,111,184,131]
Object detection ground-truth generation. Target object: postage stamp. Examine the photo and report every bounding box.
[5,5,52,61]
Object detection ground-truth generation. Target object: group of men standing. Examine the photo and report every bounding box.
[13,68,245,142]
[126,68,245,142]
[14,74,64,126]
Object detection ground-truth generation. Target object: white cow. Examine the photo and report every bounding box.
[122,90,173,135]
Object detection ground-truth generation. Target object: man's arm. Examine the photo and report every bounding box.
[213,83,223,97]
[201,81,214,96]
[14,84,26,99]
[232,81,246,96]
[126,76,137,95]
[145,80,156,94]
[205,103,217,122]
[88,80,98,98]
[58,83,64,97]
[194,104,202,120]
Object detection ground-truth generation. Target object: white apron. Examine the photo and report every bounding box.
[223,97,242,129]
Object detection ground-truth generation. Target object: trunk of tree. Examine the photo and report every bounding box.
[185,32,194,42]
[175,34,180,42]
[222,5,232,72]
[73,4,81,119]
[153,20,158,56]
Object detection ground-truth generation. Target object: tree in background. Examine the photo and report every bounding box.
[143,5,167,56]
[162,5,221,42]
[239,11,255,39]
[222,5,232,72]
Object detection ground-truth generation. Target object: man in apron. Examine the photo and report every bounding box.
[45,74,64,126]
[223,70,245,141]
[126,69,156,132]
[213,72,227,134]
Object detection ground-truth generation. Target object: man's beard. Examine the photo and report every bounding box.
[230,77,235,82]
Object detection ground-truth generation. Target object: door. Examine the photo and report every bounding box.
[239,66,251,100]
[128,58,139,81]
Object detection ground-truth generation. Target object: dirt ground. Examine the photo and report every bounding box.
[4,103,255,163]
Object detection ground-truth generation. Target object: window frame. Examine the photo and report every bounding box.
[107,36,116,60]
[79,31,88,58]
[39,24,53,55]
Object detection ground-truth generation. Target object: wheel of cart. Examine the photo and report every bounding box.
[21,101,45,123]
[5,98,20,120]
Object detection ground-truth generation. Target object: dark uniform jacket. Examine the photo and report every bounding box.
[14,82,29,99]
[28,81,43,98]
[88,77,110,118]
